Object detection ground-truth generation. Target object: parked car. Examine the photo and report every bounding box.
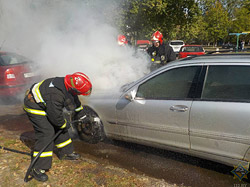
[0,51,39,97]
[136,40,152,52]
[178,45,205,59]
[76,53,250,169]
[221,43,236,49]
[169,40,185,54]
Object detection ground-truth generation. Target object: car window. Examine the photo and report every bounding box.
[201,65,250,102]
[181,46,204,52]
[0,52,30,66]
[136,66,201,100]
[170,42,184,45]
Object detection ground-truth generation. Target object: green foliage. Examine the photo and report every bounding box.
[115,0,250,45]
[230,7,250,42]
[118,0,198,41]
[204,1,229,44]
[245,0,250,13]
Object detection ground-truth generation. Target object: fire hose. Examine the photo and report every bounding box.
[0,145,31,156]
[23,129,63,182]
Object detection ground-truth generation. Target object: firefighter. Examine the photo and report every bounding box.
[117,34,128,46]
[147,31,176,71]
[23,72,92,182]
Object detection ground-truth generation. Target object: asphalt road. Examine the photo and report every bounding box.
[0,101,249,187]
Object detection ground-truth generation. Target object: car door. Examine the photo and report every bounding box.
[116,65,202,150]
[190,64,250,161]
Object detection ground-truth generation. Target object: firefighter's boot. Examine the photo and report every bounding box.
[59,152,80,160]
[30,168,48,182]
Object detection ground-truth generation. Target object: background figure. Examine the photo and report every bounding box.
[241,40,245,51]
[147,31,176,71]
[118,34,128,46]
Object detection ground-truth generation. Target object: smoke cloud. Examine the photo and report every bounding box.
[0,0,150,94]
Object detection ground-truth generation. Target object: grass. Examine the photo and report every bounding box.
[0,137,176,187]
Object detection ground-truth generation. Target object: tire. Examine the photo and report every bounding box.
[76,107,105,144]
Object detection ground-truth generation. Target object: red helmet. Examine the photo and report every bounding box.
[151,31,163,44]
[118,34,128,46]
[64,72,92,96]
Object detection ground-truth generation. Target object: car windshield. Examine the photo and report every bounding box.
[0,52,31,66]
[181,46,204,52]
[170,42,184,45]
[137,44,149,48]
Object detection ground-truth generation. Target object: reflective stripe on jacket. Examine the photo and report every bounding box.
[23,106,46,116]
[31,80,45,104]
[75,105,83,112]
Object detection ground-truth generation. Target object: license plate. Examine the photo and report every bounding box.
[24,72,35,78]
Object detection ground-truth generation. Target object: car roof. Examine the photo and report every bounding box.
[172,53,250,65]
[136,40,151,44]
[170,40,184,42]
[122,53,250,92]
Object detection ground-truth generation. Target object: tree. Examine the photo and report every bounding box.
[204,1,229,45]
[118,0,199,41]
[177,11,208,44]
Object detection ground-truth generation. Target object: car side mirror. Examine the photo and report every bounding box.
[124,90,136,102]
[125,93,133,101]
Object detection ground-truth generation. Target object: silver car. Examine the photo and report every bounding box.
[77,53,250,169]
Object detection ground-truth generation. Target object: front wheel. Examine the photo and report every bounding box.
[77,109,105,144]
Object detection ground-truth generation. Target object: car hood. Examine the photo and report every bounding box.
[80,89,122,104]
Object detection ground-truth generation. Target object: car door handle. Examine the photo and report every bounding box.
[170,105,189,112]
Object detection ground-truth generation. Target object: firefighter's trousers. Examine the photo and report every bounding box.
[23,95,73,170]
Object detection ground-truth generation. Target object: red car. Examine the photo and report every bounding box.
[0,51,39,97]
[136,40,152,51]
[178,45,205,59]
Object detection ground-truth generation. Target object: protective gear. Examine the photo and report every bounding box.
[161,55,165,61]
[64,72,92,96]
[118,34,128,46]
[24,77,83,171]
[58,152,80,160]
[147,40,176,71]
[30,168,48,182]
[60,121,71,133]
[151,31,163,45]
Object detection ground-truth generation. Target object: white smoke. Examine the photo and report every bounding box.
[0,0,150,93]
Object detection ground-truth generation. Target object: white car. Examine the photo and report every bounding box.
[169,40,185,54]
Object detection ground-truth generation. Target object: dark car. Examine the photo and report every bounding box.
[0,51,39,97]
[221,43,236,49]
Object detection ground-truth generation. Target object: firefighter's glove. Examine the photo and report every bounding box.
[160,55,167,65]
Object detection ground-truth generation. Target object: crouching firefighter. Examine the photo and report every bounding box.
[23,72,92,182]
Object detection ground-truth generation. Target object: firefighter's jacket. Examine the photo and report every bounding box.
[29,77,83,128]
[147,42,176,64]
